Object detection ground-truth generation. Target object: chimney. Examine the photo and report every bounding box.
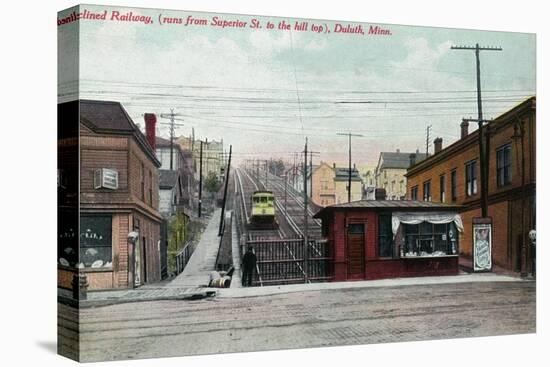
[434,137,443,154]
[375,188,386,200]
[144,113,157,151]
[461,119,469,139]
[396,148,400,153]
[409,153,416,166]
[333,162,336,169]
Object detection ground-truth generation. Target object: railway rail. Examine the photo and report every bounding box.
[234,167,333,286]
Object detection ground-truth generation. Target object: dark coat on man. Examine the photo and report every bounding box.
[242,250,257,272]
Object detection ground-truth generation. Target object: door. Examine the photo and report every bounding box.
[134,237,141,287]
[347,223,365,279]
[142,236,148,284]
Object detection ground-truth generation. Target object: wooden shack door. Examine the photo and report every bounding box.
[347,223,365,279]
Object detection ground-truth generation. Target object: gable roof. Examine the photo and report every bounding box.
[334,167,362,182]
[377,151,427,170]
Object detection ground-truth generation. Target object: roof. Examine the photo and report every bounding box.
[77,99,161,167]
[155,136,172,147]
[159,170,178,189]
[377,151,427,170]
[313,199,462,218]
[406,96,536,177]
[79,100,136,133]
[334,167,361,182]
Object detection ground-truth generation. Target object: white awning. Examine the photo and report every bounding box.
[392,211,464,237]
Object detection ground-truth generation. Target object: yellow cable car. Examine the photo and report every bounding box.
[249,191,277,229]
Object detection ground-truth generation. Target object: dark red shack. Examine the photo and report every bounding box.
[313,200,464,281]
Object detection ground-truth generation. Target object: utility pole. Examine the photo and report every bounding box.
[159,109,185,170]
[284,173,288,213]
[198,141,203,218]
[303,138,309,283]
[219,145,232,236]
[265,160,268,190]
[337,132,364,202]
[425,125,432,157]
[451,43,502,218]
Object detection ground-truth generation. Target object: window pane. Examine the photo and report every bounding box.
[348,223,364,234]
[80,216,112,267]
[378,215,393,257]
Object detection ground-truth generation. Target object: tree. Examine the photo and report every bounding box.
[204,171,221,193]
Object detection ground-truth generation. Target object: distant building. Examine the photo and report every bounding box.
[156,136,196,211]
[406,97,536,274]
[309,162,363,207]
[178,136,225,182]
[375,149,427,200]
[334,166,363,204]
[311,162,336,206]
[357,165,376,200]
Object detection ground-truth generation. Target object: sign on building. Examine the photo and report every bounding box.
[473,218,492,272]
[94,168,119,190]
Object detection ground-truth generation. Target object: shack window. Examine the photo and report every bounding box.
[378,214,393,257]
[404,222,458,257]
[80,215,112,268]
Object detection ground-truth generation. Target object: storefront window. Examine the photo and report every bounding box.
[404,222,458,257]
[58,209,78,267]
[80,215,113,268]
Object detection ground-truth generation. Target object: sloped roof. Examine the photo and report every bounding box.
[334,167,362,182]
[314,199,462,218]
[378,152,427,170]
[159,170,178,189]
[155,136,172,147]
[78,99,160,166]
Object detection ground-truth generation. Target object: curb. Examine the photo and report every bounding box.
[58,290,217,309]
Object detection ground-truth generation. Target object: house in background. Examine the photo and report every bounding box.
[334,165,363,204]
[375,150,427,200]
[309,162,363,207]
[311,162,336,206]
[357,164,377,200]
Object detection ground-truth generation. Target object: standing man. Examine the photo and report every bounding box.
[242,246,257,287]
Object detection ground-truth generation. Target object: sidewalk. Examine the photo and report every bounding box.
[167,208,223,288]
[58,209,224,308]
[230,211,242,288]
[459,255,525,278]
[216,272,530,299]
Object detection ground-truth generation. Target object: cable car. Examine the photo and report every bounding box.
[248,191,277,229]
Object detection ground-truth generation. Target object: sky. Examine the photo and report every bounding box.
[58,4,536,167]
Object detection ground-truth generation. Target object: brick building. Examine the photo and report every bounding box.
[58,100,163,290]
[405,97,536,274]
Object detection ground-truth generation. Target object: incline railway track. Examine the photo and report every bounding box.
[234,167,332,286]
